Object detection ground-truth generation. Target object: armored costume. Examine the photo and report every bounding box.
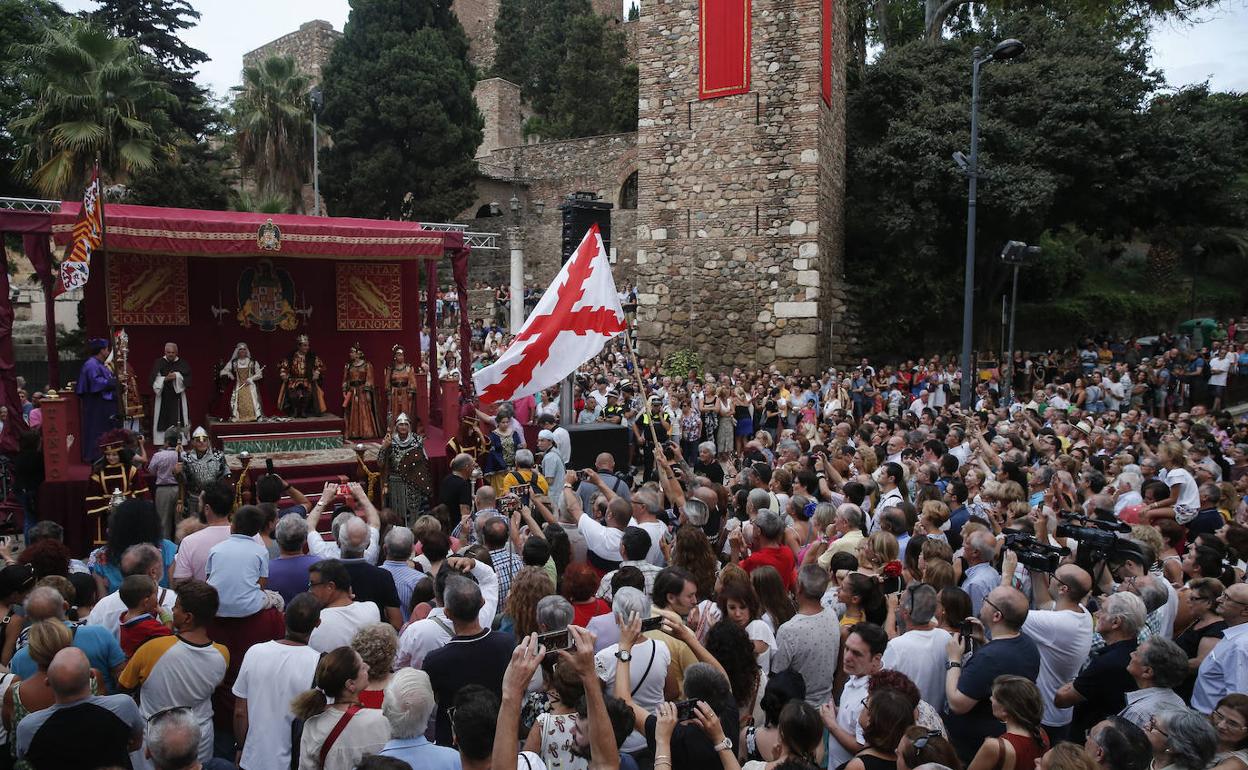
[379,414,433,526]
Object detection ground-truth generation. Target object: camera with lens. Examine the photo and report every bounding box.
[1055,511,1132,566]
[1002,532,1069,573]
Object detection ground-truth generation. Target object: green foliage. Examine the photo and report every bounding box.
[230,56,314,209]
[493,0,637,140]
[843,8,1248,355]
[661,349,704,380]
[230,189,293,215]
[124,137,232,210]
[10,17,175,197]
[319,0,483,221]
[0,0,67,196]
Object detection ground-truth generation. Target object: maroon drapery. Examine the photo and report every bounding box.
[425,259,441,426]
[0,211,56,452]
[451,247,473,396]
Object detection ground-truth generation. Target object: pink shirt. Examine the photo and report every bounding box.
[172,524,233,581]
[513,395,536,425]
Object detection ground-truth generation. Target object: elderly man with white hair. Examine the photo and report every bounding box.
[1114,471,1143,515]
[337,516,403,629]
[817,504,867,568]
[377,669,460,769]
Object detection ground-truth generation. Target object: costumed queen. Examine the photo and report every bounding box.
[220,343,265,422]
[342,342,381,440]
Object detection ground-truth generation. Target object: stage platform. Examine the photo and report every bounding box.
[209,416,348,453]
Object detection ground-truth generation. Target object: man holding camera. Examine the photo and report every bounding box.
[1002,550,1094,743]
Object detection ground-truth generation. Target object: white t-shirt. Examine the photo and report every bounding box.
[1166,467,1201,522]
[827,674,868,769]
[628,518,668,566]
[1021,608,1094,727]
[87,586,178,640]
[233,640,321,770]
[309,601,382,653]
[1209,354,1232,387]
[596,638,671,752]
[882,627,953,713]
[746,618,776,674]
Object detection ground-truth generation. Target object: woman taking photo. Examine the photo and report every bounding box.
[293,646,389,770]
[966,676,1048,770]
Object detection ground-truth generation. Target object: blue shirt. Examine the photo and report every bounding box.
[267,554,318,604]
[378,736,461,770]
[962,562,1000,616]
[11,622,125,693]
[206,533,269,618]
[381,561,425,616]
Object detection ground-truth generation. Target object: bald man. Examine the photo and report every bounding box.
[1005,552,1094,743]
[944,586,1041,762]
[16,648,144,768]
[576,452,631,513]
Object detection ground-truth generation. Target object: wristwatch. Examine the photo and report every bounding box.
[946,660,962,670]
[712,737,733,752]
[615,649,632,662]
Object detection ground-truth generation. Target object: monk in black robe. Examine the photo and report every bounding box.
[150,342,191,444]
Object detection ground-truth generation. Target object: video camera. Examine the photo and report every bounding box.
[1002,532,1069,573]
[1054,510,1133,566]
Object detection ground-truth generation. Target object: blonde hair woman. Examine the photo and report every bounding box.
[1144,441,1201,525]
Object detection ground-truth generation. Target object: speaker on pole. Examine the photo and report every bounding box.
[560,192,613,264]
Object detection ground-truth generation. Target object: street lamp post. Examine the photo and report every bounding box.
[509,193,524,334]
[309,86,323,216]
[999,240,1041,405]
[958,39,1024,408]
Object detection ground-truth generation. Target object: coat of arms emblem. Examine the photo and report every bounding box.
[237,258,298,331]
[257,219,282,251]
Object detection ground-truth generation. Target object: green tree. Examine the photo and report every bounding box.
[230,56,313,210]
[10,17,174,198]
[0,0,67,196]
[493,0,637,140]
[319,0,482,221]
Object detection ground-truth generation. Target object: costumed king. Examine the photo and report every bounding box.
[278,334,327,418]
[150,341,191,443]
[343,342,381,440]
[85,429,148,545]
[219,343,264,422]
[76,337,117,463]
[378,413,433,526]
[181,426,229,514]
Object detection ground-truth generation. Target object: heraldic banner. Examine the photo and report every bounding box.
[107,253,190,326]
[699,0,752,100]
[335,262,404,331]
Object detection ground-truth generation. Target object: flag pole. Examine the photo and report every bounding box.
[620,326,663,481]
[95,157,122,430]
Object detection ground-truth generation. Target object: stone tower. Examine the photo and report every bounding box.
[634,0,852,372]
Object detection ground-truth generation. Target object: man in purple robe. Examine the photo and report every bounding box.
[76,338,117,462]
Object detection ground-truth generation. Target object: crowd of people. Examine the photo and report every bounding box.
[1,315,1247,770]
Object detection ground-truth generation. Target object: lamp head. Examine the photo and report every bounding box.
[990,39,1025,61]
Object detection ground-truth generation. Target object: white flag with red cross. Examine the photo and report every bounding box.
[474,224,626,404]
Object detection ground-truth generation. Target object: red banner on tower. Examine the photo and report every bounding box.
[699,0,751,100]
[822,0,835,105]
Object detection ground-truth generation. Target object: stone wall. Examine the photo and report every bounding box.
[462,133,640,289]
[632,0,852,372]
[242,20,342,85]
[474,78,525,158]
[455,0,501,73]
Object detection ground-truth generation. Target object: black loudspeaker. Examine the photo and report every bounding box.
[566,423,629,472]
[559,193,613,264]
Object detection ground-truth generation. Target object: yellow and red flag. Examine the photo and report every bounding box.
[55,166,103,297]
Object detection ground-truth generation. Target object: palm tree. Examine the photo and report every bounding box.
[10,18,173,198]
[231,56,315,211]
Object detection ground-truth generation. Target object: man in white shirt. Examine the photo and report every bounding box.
[824,623,886,769]
[628,488,669,566]
[306,559,381,653]
[567,478,631,570]
[303,482,382,562]
[232,593,322,770]
[395,557,499,668]
[882,583,952,712]
[1006,553,1094,743]
[1208,346,1233,411]
[88,544,177,639]
[536,414,571,464]
[594,588,671,753]
[1113,472,1143,516]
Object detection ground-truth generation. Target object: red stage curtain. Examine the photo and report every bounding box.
[452,247,473,395]
[425,259,442,427]
[699,0,752,100]
[822,0,835,106]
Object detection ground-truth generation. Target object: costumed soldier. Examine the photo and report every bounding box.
[181,426,229,513]
[150,341,191,443]
[278,334,327,418]
[378,413,433,526]
[85,429,148,545]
